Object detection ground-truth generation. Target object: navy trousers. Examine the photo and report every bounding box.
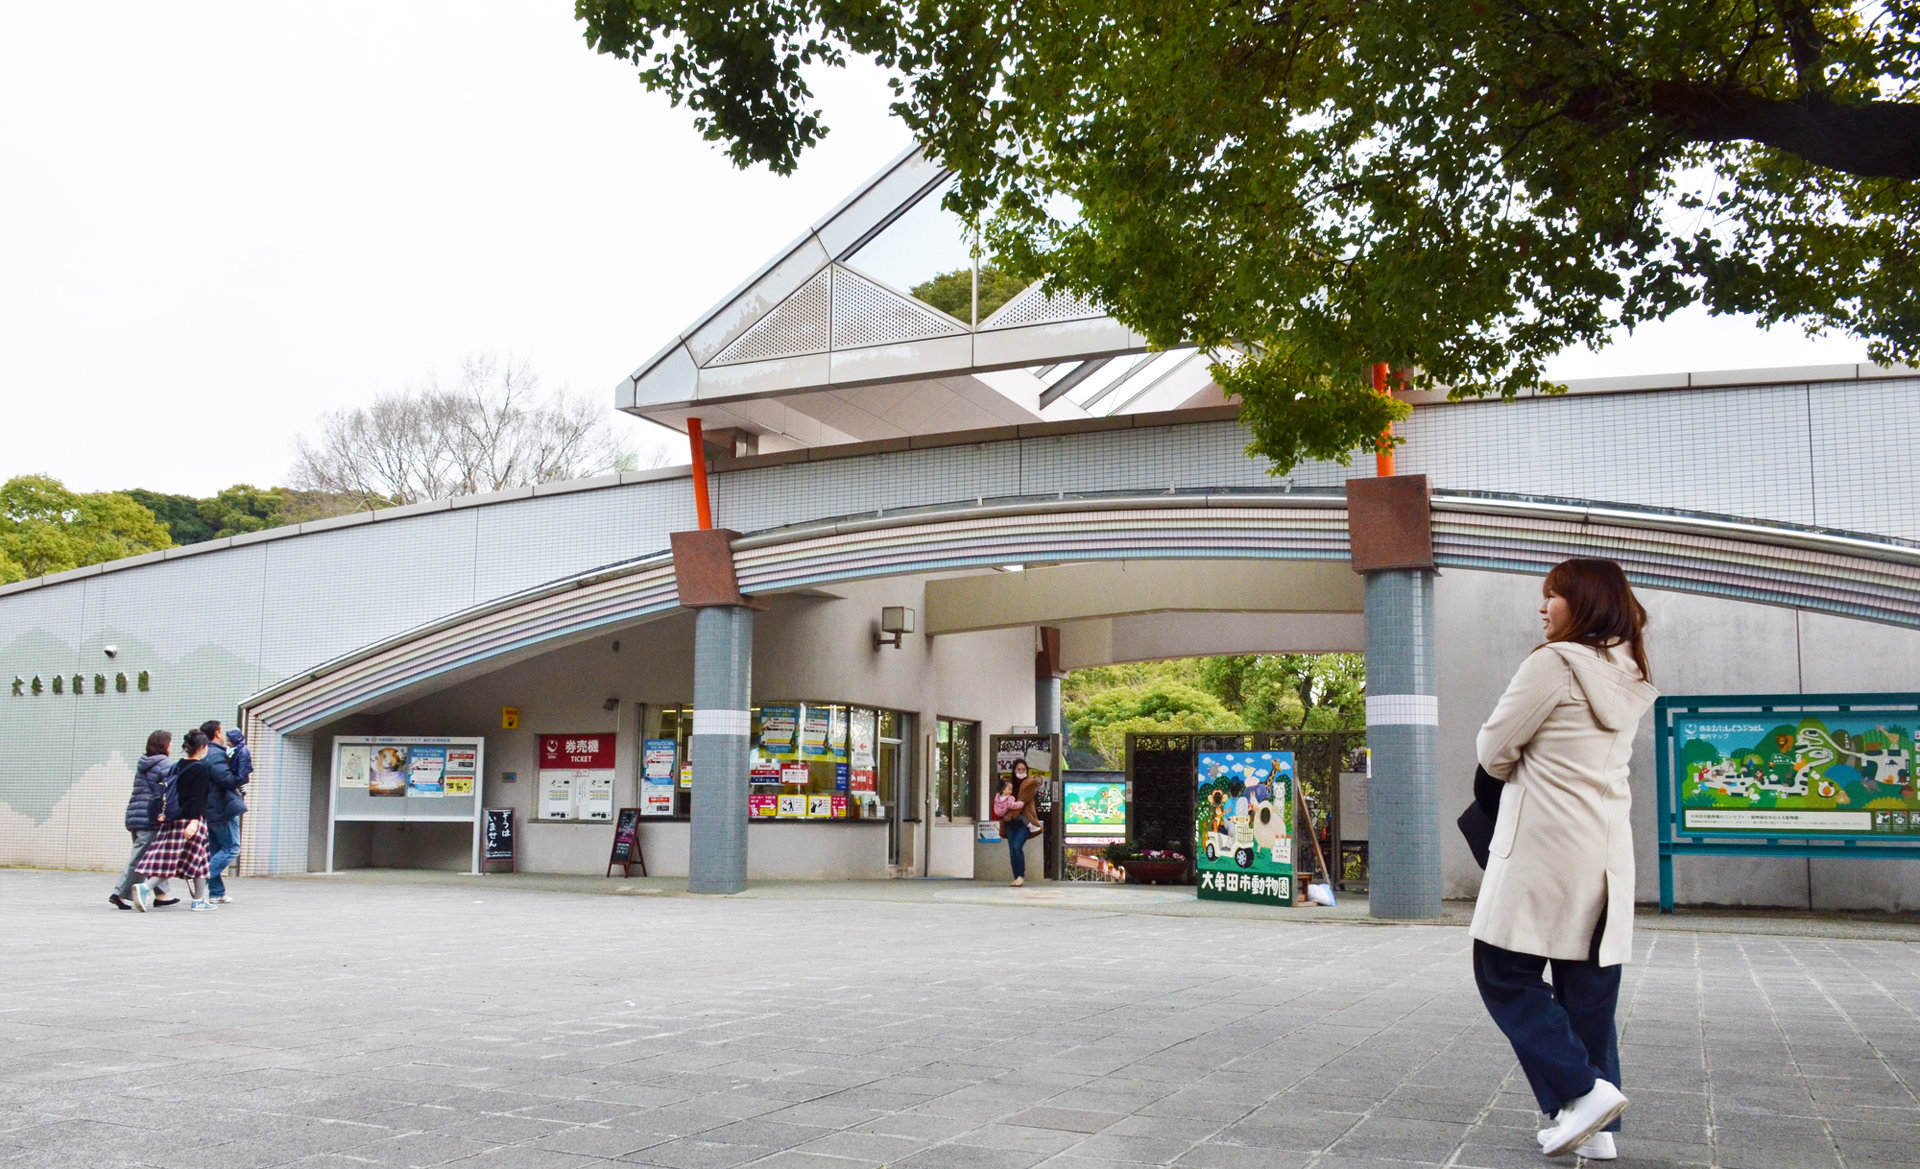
[1473,932,1622,1128]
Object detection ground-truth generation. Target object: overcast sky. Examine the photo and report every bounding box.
[1,4,1868,498]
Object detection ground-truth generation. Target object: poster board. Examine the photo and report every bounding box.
[328,735,485,873]
[1656,693,1920,911]
[537,734,616,821]
[1195,750,1296,907]
[607,807,646,876]
[482,808,515,872]
[641,738,677,816]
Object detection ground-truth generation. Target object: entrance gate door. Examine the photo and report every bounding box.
[1126,730,1366,886]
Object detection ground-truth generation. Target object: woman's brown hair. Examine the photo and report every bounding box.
[144,729,172,757]
[1543,558,1651,680]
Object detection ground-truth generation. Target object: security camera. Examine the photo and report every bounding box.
[103,646,118,659]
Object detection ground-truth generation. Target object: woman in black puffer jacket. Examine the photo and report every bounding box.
[109,731,176,911]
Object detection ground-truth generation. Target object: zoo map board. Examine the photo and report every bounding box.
[1656,692,1920,912]
[1195,750,1295,907]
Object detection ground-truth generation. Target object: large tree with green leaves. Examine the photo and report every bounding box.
[579,0,1920,470]
[0,476,172,583]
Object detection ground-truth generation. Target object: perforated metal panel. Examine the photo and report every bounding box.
[710,268,831,366]
[830,265,966,349]
[979,280,1106,329]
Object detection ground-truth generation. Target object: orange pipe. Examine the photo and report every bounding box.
[1372,362,1395,477]
[686,416,713,530]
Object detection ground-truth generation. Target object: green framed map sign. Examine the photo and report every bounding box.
[1656,693,1920,912]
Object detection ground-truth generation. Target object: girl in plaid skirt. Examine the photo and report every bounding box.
[133,728,216,912]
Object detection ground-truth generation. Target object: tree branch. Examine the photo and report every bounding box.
[1658,86,1920,179]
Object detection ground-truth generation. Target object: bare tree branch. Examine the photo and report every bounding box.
[289,357,659,507]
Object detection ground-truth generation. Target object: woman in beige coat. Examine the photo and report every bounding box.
[1472,558,1657,1160]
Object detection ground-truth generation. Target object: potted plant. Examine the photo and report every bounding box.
[1105,842,1191,885]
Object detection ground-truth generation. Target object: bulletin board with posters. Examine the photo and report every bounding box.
[1194,750,1296,907]
[1656,692,1920,912]
[328,735,486,873]
[536,734,617,821]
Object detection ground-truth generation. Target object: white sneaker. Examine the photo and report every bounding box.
[214,895,236,904]
[1539,1080,1627,1157]
[1538,1126,1616,1160]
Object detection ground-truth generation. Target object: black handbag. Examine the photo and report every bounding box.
[1456,765,1504,870]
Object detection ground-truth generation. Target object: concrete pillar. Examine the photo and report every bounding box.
[1035,625,1064,736]
[1362,569,1442,918]
[690,604,753,893]
[1347,474,1442,920]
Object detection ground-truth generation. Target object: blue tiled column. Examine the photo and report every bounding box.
[1036,676,1062,737]
[1364,568,1443,919]
[689,605,753,894]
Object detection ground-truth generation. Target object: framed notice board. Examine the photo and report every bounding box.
[328,735,486,873]
[1656,692,1920,912]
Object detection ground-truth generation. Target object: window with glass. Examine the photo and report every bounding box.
[933,717,979,821]
[652,701,910,821]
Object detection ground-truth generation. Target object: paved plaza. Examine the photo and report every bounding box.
[3,871,1916,1169]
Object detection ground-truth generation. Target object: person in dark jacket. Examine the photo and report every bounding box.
[110,730,178,910]
[133,729,216,912]
[202,720,247,903]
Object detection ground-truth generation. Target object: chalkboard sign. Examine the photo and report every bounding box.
[482,807,515,871]
[607,807,646,877]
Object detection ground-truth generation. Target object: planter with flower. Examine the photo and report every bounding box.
[1104,842,1192,885]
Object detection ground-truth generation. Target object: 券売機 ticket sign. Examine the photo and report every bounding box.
[1656,693,1920,912]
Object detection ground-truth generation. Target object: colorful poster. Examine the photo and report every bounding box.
[407,746,447,797]
[369,744,410,797]
[750,758,783,783]
[848,708,878,792]
[642,738,677,816]
[759,705,800,759]
[1677,714,1919,835]
[781,762,811,786]
[835,763,850,792]
[808,795,835,819]
[801,706,831,757]
[749,793,778,818]
[337,744,370,790]
[1064,781,1127,843]
[679,761,692,789]
[1195,751,1295,907]
[830,794,849,819]
[777,794,808,817]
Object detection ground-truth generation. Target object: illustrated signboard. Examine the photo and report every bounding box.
[537,734,617,821]
[1063,781,1127,845]
[777,793,808,817]
[641,738,676,816]
[1656,693,1920,912]
[1675,713,1918,834]
[749,793,778,818]
[1195,750,1295,907]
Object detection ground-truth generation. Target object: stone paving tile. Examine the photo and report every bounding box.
[4,870,1919,1169]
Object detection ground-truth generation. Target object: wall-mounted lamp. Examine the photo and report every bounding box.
[874,606,916,650]
[602,697,621,712]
